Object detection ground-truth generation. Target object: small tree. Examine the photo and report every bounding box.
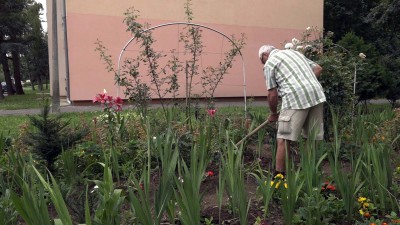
[337,32,385,112]
[23,100,89,173]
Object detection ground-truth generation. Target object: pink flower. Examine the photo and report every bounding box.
[207,109,216,117]
[114,97,123,111]
[93,92,123,111]
[114,96,123,105]
[93,93,107,103]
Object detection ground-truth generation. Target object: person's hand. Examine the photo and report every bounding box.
[268,113,279,123]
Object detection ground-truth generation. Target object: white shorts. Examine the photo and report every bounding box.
[277,103,324,141]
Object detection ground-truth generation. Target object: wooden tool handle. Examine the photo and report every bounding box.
[235,119,273,147]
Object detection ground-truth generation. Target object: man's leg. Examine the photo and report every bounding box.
[275,138,290,173]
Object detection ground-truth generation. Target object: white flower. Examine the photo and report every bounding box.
[359,53,366,59]
[296,45,304,50]
[306,27,311,32]
[292,38,300,45]
[152,136,157,140]
[305,45,313,49]
[178,176,184,183]
[103,89,107,94]
[284,43,294,49]
[90,185,99,193]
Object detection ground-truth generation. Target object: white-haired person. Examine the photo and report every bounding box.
[259,45,326,178]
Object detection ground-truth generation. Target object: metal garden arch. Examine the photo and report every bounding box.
[117,22,248,113]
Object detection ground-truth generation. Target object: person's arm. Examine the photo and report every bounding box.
[312,64,323,79]
[305,57,323,79]
[267,87,279,122]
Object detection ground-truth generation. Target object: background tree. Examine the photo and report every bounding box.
[0,0,48,97]
[0,0,29,95]
[366,0,400,107]
[337,32,385,109]
[324,0,400,107]
[24,1,48,91]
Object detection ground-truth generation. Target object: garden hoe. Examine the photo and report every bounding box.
[235,119,276,147]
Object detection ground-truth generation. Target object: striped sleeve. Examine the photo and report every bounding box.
[264,65,277,90]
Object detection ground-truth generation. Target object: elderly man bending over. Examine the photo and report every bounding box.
[259,45,326,176]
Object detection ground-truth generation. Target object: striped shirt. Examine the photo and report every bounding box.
[264,49,326,110]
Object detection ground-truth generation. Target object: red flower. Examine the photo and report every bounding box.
[327,185,336,191]
[321,181,336,191]
[206,171,214,177]
[207,109,217,117]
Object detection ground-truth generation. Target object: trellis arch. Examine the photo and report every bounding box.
[116,22,248,113]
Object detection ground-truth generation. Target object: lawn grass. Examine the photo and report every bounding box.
[0,111,102,137]
[0,87,50,110]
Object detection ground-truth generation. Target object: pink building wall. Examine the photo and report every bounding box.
[49,0,323,102]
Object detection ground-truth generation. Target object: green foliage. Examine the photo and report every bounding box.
[360,144,395,212]
[382,56,400,108]
[174,125,212,225]
[91,163,125,225]
[219,129,250,225]
[324,0,378,42]
[10,177,53,225]
[33,166,74,225]
[295,191,345,225]
[328,112,364,222]
[251,168,275,218]
[338,32,385,104]
[0,188,18,225]
[23,101,89,172]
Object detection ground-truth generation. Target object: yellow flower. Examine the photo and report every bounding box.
[274,173,285,179]
[359,209,364,215]
[363,202,370,208]
[270,180,280,188]
[358,196,367,203]
[269,180,288,189]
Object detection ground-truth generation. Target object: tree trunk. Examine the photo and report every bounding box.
[1,55,15,95]
[38,74,43,91]
[0,85,4,99]
[29,73,35,90]
[12,50,25,95]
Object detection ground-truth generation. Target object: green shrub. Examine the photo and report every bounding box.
[23,101,89,172]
